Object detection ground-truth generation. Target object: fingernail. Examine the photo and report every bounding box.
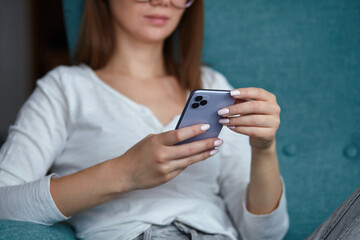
[230,90,241,96]
[201,124,210,131]
[228,126,236,129]
[210,149,219,156]
[219,118,229,124]
[214,139,224,147]
[217,108,229,115]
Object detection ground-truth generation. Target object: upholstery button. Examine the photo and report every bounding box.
[283,144,297,156]
[344,145,358,159]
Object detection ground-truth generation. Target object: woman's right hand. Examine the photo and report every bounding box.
[49,124,222,217]
[116,124,223,191]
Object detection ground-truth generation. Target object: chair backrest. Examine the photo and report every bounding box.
[62,0,360,239]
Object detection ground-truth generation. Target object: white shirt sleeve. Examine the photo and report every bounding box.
[0,67,69,225]
[205,67,290,239]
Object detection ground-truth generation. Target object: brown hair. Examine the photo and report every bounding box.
[75,0,204,91]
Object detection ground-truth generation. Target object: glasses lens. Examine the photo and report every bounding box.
[135,0,194,8]
[172,0,194,8]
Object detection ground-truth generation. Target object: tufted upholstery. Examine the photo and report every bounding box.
[0,220,75,240]
[202,1,360,239]
[1,0,359,239]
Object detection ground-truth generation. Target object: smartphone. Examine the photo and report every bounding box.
[175,89,236,145]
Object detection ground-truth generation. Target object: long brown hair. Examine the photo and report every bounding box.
[74,0,204,91]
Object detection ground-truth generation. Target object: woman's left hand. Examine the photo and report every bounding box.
[218,87,281,150]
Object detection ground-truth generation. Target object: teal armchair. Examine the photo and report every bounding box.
[0,220,75,240]
[1,0,359,239]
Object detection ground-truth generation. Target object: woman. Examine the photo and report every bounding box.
[0,0,289,239]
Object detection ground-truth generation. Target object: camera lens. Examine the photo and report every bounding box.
[192,103,200,108]
[200,100,207,106]
[195,96,203,101]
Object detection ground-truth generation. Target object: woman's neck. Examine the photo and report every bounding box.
[103,27,167,81]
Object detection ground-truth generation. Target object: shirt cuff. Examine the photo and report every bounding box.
[239,177,290,240]
[0,173,70,226]
[44,173,71,224]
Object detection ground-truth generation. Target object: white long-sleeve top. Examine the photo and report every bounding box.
[0,64,289,240]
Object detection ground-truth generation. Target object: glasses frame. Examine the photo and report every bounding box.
[135,0,195,9]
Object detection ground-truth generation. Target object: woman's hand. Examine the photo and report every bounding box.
[50,124,222,218]
[217,87,281,150]
[217,87,282,214]
[115,124,223,192]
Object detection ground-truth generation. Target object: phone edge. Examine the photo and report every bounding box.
[175,89,232,130]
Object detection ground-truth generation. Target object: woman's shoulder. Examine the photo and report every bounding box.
[200,65,234,90]
[35,64,94,93]
[39,64,91,84]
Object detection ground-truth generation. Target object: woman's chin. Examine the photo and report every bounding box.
[137,33,173,44]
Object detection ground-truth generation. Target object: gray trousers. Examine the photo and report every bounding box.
[133,220,230,240]
[133,187,360,240]
[306,186,360,240]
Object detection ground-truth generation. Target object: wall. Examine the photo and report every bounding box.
[0,0,32,143]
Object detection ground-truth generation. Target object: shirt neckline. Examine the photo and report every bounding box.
[82,64,187,129]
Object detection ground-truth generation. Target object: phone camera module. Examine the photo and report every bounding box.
[192,103,200,108]
[200,100,207,106]
[195,96,203,101]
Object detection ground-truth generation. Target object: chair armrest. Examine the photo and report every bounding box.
[0,219,76,240]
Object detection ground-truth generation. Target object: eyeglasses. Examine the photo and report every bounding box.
[135,0,195,9]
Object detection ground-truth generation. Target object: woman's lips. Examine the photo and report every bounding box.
[145,15,169,25]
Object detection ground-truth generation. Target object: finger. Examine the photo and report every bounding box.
[160,123,210,146]
[228,126,276,140]
[218,101,279,117]
[167,137,223,159]
[230,87,276,101]
[219,115,278,128]
[235,99,249,104]
[169,148,219,171]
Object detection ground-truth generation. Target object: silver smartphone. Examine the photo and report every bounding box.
[175,89,235,145]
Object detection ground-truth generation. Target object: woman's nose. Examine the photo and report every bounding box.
[150,0,171,7]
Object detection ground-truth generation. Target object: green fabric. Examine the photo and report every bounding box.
[3,0,356,239]
[203,1,360,239]
[0,220,76,240]
[62,0,84,57]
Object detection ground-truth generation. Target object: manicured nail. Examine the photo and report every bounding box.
[217,108,229,115]
[201,124,210,131]
[231,90,241,96]
[228,126,236,129]
[214,139,224,147]
[210,149,219,156]
[219,118,229,124]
